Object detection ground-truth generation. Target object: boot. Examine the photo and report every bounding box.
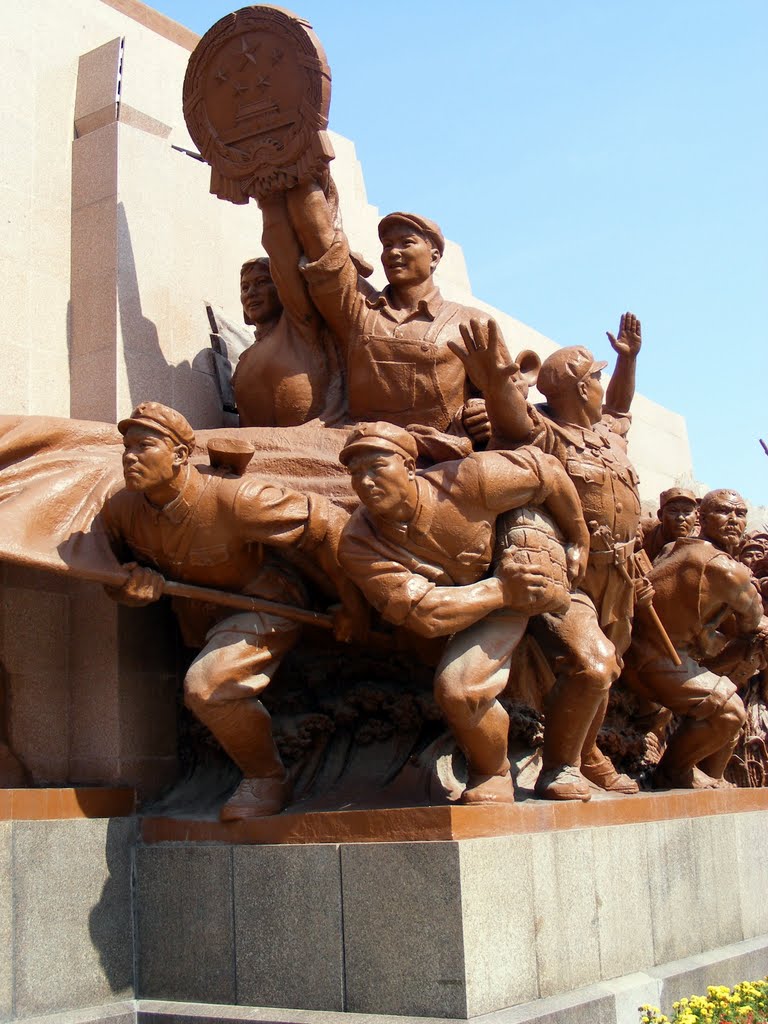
[220,776,291,821]
[535,764,591,802]
[461,770,515,805]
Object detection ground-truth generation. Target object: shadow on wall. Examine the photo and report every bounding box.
[117,202,224,427]
[0,661,29,787]
[88,816,137,997]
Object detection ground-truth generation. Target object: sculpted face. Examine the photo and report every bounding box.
[348,450,416,521]
[741,541,768,574]
[660,498,698,542]
[241,265,282,326]
[578,370,604,425]
[700,491,748,554]
[380,225,438,289]
[122,426,183,494]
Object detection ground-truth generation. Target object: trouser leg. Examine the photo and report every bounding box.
[659,691,746,783]
[532,599,620,772]
[626,656,747,786]
[698,695,746,778]
[184,612,299,779]
[580,612,632,773]
[433,610,528,778]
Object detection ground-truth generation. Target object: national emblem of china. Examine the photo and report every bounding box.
[183,5,334,204]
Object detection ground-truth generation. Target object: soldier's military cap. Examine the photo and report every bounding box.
[378,212,445,256]
[118,402,196,451]
[537,346,608,401]
[340,422,419,466]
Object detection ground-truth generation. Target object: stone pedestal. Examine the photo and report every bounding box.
[2,790,768,1023]
[0,795,136,1020]
[0,564,179,797]
[133,791,768,1020]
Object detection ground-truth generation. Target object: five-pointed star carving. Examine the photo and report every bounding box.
[239,36,261,68]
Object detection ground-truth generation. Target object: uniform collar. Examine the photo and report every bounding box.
[365,284,443,320]
[538,404,608,449]
[364,476,435,542]
[141,465,205,525]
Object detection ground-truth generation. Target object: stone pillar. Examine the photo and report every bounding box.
[70,36,224,426]
[0,563,179,798]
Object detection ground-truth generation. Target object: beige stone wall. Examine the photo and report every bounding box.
[1,0,696,503]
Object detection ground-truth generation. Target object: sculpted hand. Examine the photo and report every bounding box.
[462,398,491,445]
[607,312,642,358]
[495,550,555,615]
[448,318,517,394]
[116,563,164,606]
[564,542,588,588]
[330,591,370,646]
[634,576,655,608]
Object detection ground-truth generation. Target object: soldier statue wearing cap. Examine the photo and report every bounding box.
[337,421,589,805]
[639,486,699,563]
[450,314,646,800]
[278,179,499,446]
[101,402,368,820]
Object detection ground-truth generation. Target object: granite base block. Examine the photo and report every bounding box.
[12,1003,136,1024]
[128,934,768,1022]
[132,810,768,1018]
[11,817,136,1018]
[0,821,12,1020]
[232,845,344,1011]
[135,845,236,1004]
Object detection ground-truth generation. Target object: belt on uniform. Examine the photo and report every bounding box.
[588,538,636,564]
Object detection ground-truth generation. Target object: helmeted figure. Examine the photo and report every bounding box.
[101,402,366,820]
[450,315,646,800]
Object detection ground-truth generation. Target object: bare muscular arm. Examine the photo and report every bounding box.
[702,556,764,635]
[260,192,321,335]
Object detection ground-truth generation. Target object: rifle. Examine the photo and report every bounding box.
[71,565,344,630]
[628,549,682,666]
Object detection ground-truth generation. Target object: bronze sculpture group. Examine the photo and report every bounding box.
[4,6,767,820]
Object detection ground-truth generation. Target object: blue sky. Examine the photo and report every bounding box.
[156,1,767,504]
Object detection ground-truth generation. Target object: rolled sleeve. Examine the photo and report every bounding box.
[299,230,370,345]
[474,446,551,512]
[340,517,435,627]
[300,231,353,292]
[233,479,317,550]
